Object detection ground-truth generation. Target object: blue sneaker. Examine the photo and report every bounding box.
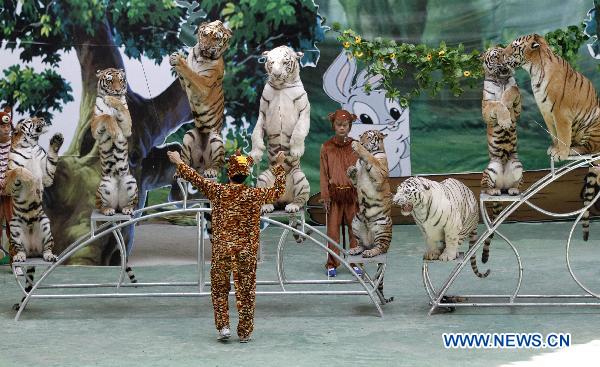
[352,266,363,276]
[327,267,337,277]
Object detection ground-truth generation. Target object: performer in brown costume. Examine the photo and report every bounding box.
[167,149,286,343]
[0,107,13,261]
[319,109,361,277]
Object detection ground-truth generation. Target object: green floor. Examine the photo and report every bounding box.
[2,222,600,366]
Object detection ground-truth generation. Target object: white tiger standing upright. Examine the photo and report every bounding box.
[8,116,63,262]
[90,68,138,216]
[250,45,311,215]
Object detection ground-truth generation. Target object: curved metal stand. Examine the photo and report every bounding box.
[423,154,600,315]
[12,181,389,320]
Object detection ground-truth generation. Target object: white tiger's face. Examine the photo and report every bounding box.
[359,130,387,154]
[16,117,50,141]
[196,20,232,59]
[96,68,126,96]
[263,46,304,86]
[393,177,430,216]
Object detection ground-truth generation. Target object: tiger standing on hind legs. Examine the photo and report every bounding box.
[169,20,232,178]
[502,34,600,241]
[480,46,523,263]
[249,46,311,241]
[0,107,13,262]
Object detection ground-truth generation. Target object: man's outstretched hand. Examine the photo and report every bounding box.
[167,151,184,165]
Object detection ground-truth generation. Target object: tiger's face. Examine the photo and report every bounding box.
[96,68,126,96]
[196,20,232,60]
[393,177,430,216]
[263,46,304,86]
[15,117,50,141]
[481,47,511,79]
[502,34,545,69]
[3,167,41,199]
[358,130,387,153]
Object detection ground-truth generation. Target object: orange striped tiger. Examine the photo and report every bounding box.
[169,20,231,178]
[346,130,392,257]
[503,34,600,240]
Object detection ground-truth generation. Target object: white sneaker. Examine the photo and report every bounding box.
[217,327,231,341]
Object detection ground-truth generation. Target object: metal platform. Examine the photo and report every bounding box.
[423,153,600,314]
[12,178,389,320]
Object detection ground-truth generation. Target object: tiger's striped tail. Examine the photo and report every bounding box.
[482,202,502,263]
[125,265,137,284]
[469,229,490,278]
[13,266,35,311]
[581,166,600,241]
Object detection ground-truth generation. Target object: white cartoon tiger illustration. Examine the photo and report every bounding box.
[346,130,393,258]
[91,68,138,216]
[169,20,232,178]
[393,176,489,277]
[323,50,411,177]
[250,45,310,214]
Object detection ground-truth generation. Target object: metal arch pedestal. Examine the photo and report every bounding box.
[11,180,390,320]
[423,154,600,315]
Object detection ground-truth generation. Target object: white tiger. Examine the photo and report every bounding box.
[393,176,489,277]
[8,116,63,188]
[250,45,310,214]
[346,130,393,257]
[91,68,138,216]
[4,167,56,262]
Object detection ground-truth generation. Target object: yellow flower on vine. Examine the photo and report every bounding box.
[426,54,432,61]
[438,50,445,57]
[390,53,396,59]
[343,41,350,48]
[463,70,471,77]
[354,50,364,58]
[354,36,361,44]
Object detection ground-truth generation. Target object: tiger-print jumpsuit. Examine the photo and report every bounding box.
[176,162,286,339]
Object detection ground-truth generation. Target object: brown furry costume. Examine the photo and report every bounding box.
[0,107,12,258]
[320,110,359,268]
[176,151,285,340]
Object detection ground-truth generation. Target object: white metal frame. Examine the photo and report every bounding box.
[11,180,390,320]
[423,154,600,314]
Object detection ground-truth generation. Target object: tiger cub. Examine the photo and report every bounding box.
[346,130,392,258]
[480,47,523,262]
[4,167,56,262]
[91,68,138,216]
[393,177,489,277]
[169,20,232,178]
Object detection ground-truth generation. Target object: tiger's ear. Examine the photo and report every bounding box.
[295,52,304,59]
[532,34,543,49]
[262,51,269,57]
[15,119,24,132]
[96,69,103,77]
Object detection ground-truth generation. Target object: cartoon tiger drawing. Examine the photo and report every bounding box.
[249,45,311,214]
[393,176,489,277]
[502,34,600,241]
[91,68,138,216]
[479,47,523,262]
[4,167,56,263]
[346,130,392,258]
[169,20,232,178]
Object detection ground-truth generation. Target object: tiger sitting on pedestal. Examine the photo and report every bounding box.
[249,46,311,215]
[346,130,392,258]
[91,68,138,216]
[169,20,232,178]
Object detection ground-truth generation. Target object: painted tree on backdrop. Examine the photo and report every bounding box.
[0,0,324,265]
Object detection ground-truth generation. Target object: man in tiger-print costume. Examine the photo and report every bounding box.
[0,107,12,260]
[167,149,286,343]
[169,20,232,178]
[320,109,361,277]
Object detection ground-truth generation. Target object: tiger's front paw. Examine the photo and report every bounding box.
[203,168,218,179]
[548,145,569,161]
[43,251,57,262]
[285,203,301,213]
[423,249,441,260]
[508,188,520,195]
[484,188,501,196]
[438,248,458,261]
[50,133,64,151]
[13,251,26,262]
[362,247,384,258]
[261,204,275,214]
[347,246,364,256]
[101,207,116,216]
[346,166,357,180]
[169,52,186,68]
[290,145,304,158]
[121,207,134,216]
